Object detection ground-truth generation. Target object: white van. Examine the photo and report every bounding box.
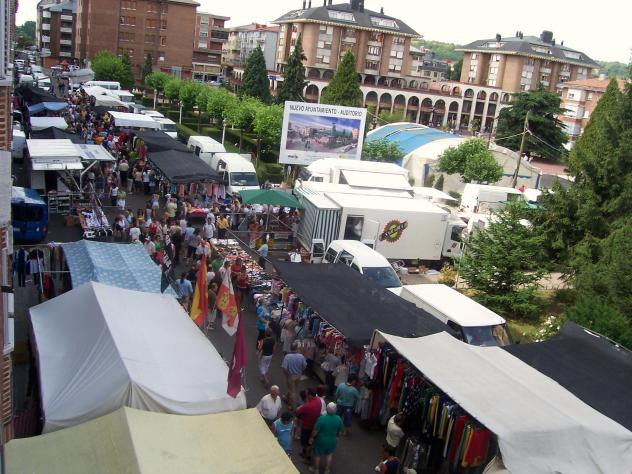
[187,135,226,160]
[460,184,524,214]
[396,284,512,346]
[322,240,402,289]
[83,80,121,91]
[143,110,165,119]
[154,118,177,139]
[209,152,259,195]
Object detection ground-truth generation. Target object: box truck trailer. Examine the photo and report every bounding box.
[295,189,466,264]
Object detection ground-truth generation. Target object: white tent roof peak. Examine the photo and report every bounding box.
[30,282,245,432]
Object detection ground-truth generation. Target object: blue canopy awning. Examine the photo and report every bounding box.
[61,240,175,295]
[28,101,69,114]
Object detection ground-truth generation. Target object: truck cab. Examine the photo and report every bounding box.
[209,152,259,196]
[323,240,402,290]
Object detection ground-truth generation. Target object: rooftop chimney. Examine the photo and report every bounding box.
[561,40,564,46]
[519,31,523,39]
[350,0,358,9]
[359,0,364,12]
[302,0,306,8]
[380,6,384,14]
[328,0,332,5]
[540,30,554,44]
[495,33,501,42]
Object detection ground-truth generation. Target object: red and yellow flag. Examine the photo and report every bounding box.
[217,265,239,336]
[190,255,208,327]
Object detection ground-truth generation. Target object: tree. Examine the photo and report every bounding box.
[179,80,203,112]
[496,85,568,160]
[458,202,547,319]
[195,86,212,132]
[145,71,172,108]
[240,47,272,103]
[436,138,503,183]
[276,34,307,104]
[142,52,153,84]
[449,58,462,80]
[91,51,131,86]
[320,50,363,107]
[224,96,263,152]
[253,104,284,161]
[565,296,632,349]
[362,137,405,162]
[119,50,135,90]
[378,110,405,124]
[163,78,183,104]
[434,174,444,190]
[206,87,233,123]
[16,21,35,49]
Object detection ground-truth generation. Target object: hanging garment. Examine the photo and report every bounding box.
[13,248,28,287]
[462,427,492,468]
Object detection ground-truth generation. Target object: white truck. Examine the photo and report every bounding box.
[295,188,466,265]
[460,183,525,214]
[298,158,411,191]
[187,135,226,161]
[154,117,177,139]
[205,152,259,195]
[395,284,512,347]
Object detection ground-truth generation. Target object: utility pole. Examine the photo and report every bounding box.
[511,111,529,187]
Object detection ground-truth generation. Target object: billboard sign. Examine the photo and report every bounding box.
[279,101,367,166]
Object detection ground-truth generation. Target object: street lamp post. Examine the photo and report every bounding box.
[222,118,227,145]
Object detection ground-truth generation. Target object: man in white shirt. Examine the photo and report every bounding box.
[202,218,215,240]
[256,385,282,425]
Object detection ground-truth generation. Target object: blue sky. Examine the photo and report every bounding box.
[17,0,631,63]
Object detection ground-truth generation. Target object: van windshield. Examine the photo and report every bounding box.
[230,172,258,186]
[362,266,402,289]
[461,324,512,347]
[161,123,176,132]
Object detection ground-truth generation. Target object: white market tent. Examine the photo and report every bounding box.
[5,407,298,474]
[75,143,115,162]
[108,110,160,129]
[374,331,632,474]
[30,282,246,432]
[29,116,69,131]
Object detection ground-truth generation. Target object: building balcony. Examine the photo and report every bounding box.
[60,14,73,21]
[540,67,551,74]
[366,54,381,61]
[59,51,72,57]
[42,11,51,18]
[368,40,382,47]
[60,27,72,33]
[364,68,379,74]
[42,24,50,31]
[60,39,72,45]
[41,36,50,43]
[342,36,356,44]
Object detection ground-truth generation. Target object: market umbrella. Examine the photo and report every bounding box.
[239,189,303,209]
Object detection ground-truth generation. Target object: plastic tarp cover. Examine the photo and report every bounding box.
[27,101,69,114]
[340,169,412,191]
[61,240,174,295]
[30,126,84,144]
[30,282,246,432]
[148,149,219,184]
[376,331,632,474]
[505,321,632,432]
[5,407,297,474]
[273,261,449,345]
[136,130,188,152]
[29,116,68,131]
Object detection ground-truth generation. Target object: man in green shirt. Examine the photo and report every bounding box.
[335,373,361,436]
[309,402,343,474]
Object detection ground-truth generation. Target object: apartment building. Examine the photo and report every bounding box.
[409,47,449,82]
[560,77,626,142]
[240,24,279,70]
[36,0,77,67]
[457,31,600,93]
[0,0,14,450]
[192,12,229,82]
[75,0,198,81]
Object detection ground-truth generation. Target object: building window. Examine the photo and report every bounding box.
[145,34,156,43]
[392,36,405,45]
[118,48,134,57]
[367,45,381,56]
[147,2,158,13]
[158,51,165,62]
[469,65,476,72]
[370,17,399,29]
[121,0,136,9]
[160,36,167,46]
[365,60,379,70]
[161,3,168,14]
[328,10,355,22]
[344,28,356,38]
[423,70,431,76]
[119,31,135,42]
[471,53,477,60]
[369,32,384,43]
[161,20,167,30]
[120,16,136,26]
[316,55,330,64]
[587,92,593,100]
[390,49,403,59]
[200,31,208,38]
[145,18,159,28]
[487,79,496,86]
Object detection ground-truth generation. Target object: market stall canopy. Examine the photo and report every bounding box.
[136,129,188,152]
[108,111,160,130]
[273,261,448,345]
[75,144,115,162]
[30,126,84,143]
[15,84,65,105]
[5,407,297,474]
[30,282,246,433]
[375,330,632,474]
[61,240,172,294]
[29,116,68,132]
[240,188,304,209]
[27,101,68,114]
[505,321,632,432]
[27,139,83,171]
[148,149,220,184]
[94,95,128,108]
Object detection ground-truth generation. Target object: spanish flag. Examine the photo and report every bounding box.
[190,255,208,327]
[217,265,239,336]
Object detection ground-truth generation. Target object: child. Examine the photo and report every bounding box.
[273,412,294,455]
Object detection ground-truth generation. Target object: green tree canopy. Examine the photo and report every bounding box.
[119,50,135,90]
[436,138,503,183]
[142,52,153,83]
[163,78,183,103]
[276,34,307,104]
[458,202,547,319]
[362,137,405,162]
[253,104,284,142]
[92,51,133,88]
[320,50,363,107]
[496,85,568,160]
[179,80,203,111]
[16,21,35,49]
[207,87,233,122]
[449,58,463,81]
[224,96,263,151]
[145,71,171,94]
[240,46,272,104]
